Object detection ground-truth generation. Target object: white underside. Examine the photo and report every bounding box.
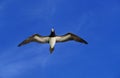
[34,36,49,43]
[49,37,56,48]
[55,35,71,42]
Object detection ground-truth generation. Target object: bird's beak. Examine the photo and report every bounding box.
[51,28,54,32]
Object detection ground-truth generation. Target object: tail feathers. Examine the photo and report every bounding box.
[49,47,54,54]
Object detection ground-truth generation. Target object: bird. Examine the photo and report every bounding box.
[18,28,88,54]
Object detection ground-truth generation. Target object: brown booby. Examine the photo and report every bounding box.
[18,28,88,54]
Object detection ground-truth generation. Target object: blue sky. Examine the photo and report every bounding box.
[0,0,120,78]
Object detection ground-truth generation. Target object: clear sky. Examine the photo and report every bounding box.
[0,0,120,78]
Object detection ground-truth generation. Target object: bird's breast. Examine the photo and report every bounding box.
[49,37,56,48]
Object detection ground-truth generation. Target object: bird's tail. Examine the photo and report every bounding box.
[49,47,54,54]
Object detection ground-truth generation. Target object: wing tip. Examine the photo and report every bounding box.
[84,42,88,44]
[17,43,22,47]
[82,40,88,44]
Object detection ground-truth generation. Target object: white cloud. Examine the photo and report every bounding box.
[64,12,90,33]
[22,0,58,21]
[0,44,50,78]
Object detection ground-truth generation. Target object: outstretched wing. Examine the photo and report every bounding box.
[18,34,49,47]
[56,33,88,44]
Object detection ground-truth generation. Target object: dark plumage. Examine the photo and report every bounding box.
[18,28,88,53]
[55,33,88,44]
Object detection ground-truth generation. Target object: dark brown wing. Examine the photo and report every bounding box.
[56,33,88,44]
[18,34,49,47]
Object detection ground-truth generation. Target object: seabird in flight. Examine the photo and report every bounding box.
[18,28,88,54]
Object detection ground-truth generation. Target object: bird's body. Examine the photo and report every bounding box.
[18,28,88,54]
[49,37,56,52]
[49,37,56,48]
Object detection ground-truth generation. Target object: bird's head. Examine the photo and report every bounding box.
[49,28,56,37]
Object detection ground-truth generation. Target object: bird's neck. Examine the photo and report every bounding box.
[50,31,56,37]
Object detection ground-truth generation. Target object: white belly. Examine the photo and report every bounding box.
[49,37,56,48]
